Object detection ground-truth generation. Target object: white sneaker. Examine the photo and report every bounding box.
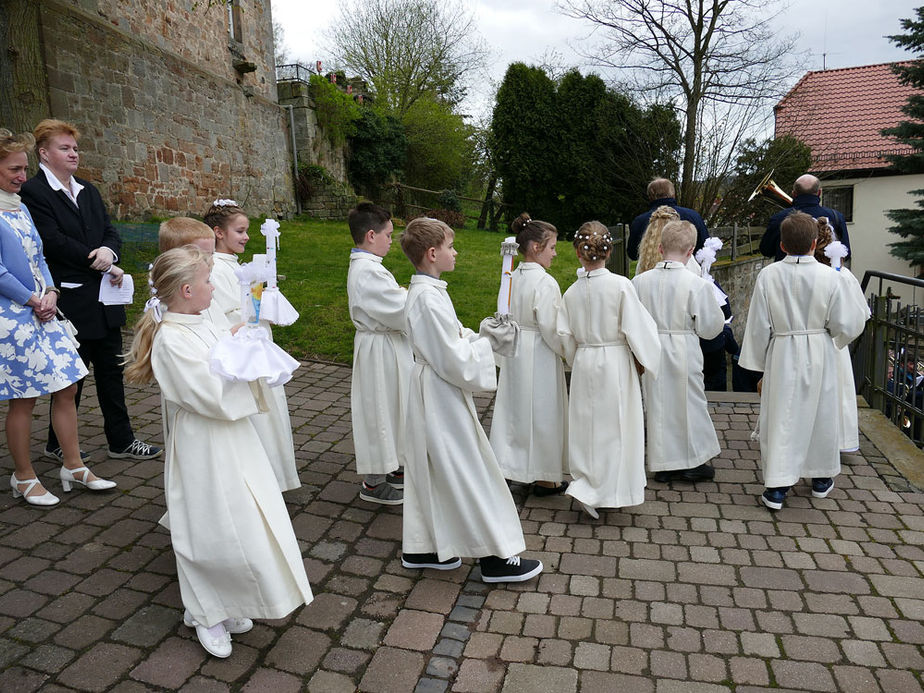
[184,609,253,635]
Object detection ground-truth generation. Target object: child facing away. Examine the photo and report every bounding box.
[739,211,869,510]
[632,220,725,483]
[399,217,543,583]
[490,212,569,496]
[203,200,299,492]
[347,202,410,505]
[124,246,313,658]
[558,221,661,518]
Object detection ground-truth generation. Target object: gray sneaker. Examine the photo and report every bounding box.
[359,482,403,505]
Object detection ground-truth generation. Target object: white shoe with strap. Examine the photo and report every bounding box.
[60,466,117,492]
[10,474,60,506]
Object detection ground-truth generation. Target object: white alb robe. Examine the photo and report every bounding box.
[490,262,569,483]
[633,261,725,471]
[834,267,871,452]
[557,268,661,510]
[403,274,525,560]
[152,312,312,627]
[347,251,413,475]
[739,256,869,487]
[211,253,299,491]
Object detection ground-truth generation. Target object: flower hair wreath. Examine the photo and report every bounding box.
[212,198,239,208]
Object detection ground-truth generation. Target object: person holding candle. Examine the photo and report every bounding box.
[490,213,569,496]
[398,217,542,583]
[347,202,409,505]
[204,200,299,492]
[557,221,661,519]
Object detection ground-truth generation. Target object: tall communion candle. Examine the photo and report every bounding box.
[497,236,519,315]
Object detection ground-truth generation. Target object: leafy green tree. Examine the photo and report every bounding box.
[347,107,407,199]
[716,135,812,226]
[401,97,473,191]
[883,7,924,266]
[491,63,560,224]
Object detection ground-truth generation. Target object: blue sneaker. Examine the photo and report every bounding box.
[811,477,834,499]
[761,487,787,510]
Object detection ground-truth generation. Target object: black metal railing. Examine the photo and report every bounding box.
[855,270,924,447]
[275,63,314,84]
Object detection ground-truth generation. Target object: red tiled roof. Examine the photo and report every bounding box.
[774,62,918,172]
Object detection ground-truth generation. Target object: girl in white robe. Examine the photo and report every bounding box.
[558,221,661,518]
[204,201,299,492]
[490,213,569,494]
[632,221,725,478]
[399,217,542,583]
[739,213,868,509]
[124,247,312,658]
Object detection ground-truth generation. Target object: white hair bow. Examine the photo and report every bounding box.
[213,198,238,207]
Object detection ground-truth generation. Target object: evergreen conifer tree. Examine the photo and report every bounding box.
[883,7,924,267]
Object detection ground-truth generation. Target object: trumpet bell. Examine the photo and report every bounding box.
[748,170,794,208]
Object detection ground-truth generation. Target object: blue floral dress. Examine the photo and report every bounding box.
[0,206,88,400]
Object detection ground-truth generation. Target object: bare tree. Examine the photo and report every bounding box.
[323,0,487,116]
[559,0,799,210]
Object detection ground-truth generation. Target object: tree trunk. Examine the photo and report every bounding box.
[477,172,496,230]
[0,0,50,133]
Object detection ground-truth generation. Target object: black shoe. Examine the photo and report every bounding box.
[109,439,162,460]
[653,470,678,483]
[401,553,461,570]
[811,477,834,498]
[681,464,715,481]
[532,480,569,497]
[43,447,90,462]
[761,487,788,511]
[479,555,543,583]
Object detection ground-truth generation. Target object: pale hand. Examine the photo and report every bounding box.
[28,293,56,322]
[107,265,125,287]
[88,246,115,271]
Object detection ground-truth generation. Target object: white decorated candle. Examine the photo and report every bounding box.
[498,236,519,315]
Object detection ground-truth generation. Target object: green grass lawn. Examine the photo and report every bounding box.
[122,217,585,364]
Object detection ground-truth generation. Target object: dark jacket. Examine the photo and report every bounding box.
[20,169,125,339]
[760,194,851,262]
[628,197,710,260]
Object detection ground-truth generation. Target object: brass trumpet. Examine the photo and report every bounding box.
[748,170,793,208]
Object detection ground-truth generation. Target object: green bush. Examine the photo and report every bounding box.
[437,189,463,213]
[309,74,361,146]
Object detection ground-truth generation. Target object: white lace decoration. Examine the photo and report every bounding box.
[212,198,239,207]
[824,240,848,271]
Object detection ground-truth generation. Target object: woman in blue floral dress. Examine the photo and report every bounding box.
[0,129,115,506]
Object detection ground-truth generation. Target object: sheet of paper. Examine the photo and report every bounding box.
[98,272,134,305]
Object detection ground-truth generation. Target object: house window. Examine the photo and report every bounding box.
[823,186,854,222]
[228,0,243,44]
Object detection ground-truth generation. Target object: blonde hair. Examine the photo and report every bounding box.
[123,246,211,384]
[400,217,452,267]
[159,217,214,253]
[573,221,612,264]
[636,205,679,274]
[0,128,35,160]
[33,119,80,152]
[511,212,556,256]
[660,220,696,256]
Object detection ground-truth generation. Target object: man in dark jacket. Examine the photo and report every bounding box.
[628,178,710,260]
[759,174,851,262]
[21,119,161,461]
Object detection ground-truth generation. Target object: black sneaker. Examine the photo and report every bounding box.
[386,469,404,489]
[43,447,90,462]
[681,464,715,481]
[401,553,461,570]
[532,480,569,497]
[653,470,679,483]
[109,439,162,460]
[359,482,403,505]
[811,477,834,498]
[761,487,788,511]
[479,555,543,583]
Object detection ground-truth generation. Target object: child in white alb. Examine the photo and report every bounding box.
[739,211,869,510]
[347,202,411,505]
[558,221,661,518]
[399,217,543,583]
[204,200,299,492]
[632,220,724,483]
[490,212,569,496]
[124,246,312,658]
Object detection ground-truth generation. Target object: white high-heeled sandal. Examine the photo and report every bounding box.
[60,466,117,492]
[10,474,60,506]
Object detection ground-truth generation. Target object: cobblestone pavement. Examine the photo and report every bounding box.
[1,360,923,692]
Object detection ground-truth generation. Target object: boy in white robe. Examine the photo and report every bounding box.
[347,203,411,504]
[740,212,869,510]
[558,221,661,518]
[633,221,725,482]
[399,217,543,583]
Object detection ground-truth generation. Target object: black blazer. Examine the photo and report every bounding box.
[20,169,125,339]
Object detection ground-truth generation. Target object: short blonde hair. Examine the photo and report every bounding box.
[659,220,696,255]
[573,221,612,263]
[401,217,452,267]
[0,129,34,161]
[33,119,80,152]
[159,217,214,253]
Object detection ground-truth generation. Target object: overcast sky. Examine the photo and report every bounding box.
[270,0,921,118]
